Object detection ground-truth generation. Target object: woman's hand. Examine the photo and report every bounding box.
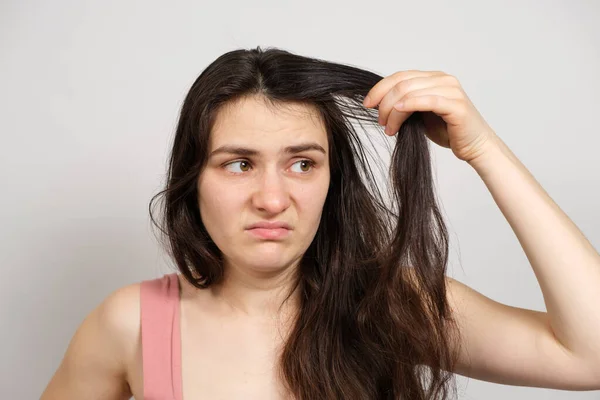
[363,70,498,163]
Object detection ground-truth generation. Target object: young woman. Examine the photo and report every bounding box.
[41,46,600,399]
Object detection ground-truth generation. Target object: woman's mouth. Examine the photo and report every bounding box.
[246,227,291,240]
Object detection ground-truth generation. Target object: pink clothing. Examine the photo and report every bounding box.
[140,273,183,400]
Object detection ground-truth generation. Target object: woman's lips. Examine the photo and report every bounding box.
[246,227,291,240]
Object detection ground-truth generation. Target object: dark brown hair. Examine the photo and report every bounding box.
[149,46,462,399]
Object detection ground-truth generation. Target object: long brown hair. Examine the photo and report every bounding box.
[149,46,462,399]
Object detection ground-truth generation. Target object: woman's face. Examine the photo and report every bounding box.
[197,96,330,277]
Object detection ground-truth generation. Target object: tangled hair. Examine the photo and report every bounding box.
[149,46,462,399]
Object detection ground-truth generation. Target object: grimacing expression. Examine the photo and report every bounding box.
[197,96,331,274]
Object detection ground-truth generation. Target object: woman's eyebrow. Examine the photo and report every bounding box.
[209,142,327,158]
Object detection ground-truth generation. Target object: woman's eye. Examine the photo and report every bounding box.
[290,160,315,173]
[224,160,251,173]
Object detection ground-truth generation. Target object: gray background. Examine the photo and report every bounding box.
[1,0,599,399]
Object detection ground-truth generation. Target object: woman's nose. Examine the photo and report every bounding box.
[251,170,291,213]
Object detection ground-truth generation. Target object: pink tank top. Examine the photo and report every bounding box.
[140,273,183,400]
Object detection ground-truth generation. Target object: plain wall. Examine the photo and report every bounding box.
[1,0,599,398]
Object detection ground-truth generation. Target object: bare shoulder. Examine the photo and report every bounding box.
[100,281,143,369]
[40,282,142,400]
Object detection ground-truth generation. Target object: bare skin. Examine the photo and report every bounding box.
[41,274,296,400]
[125,274,296,399]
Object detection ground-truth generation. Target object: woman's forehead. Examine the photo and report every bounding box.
[210,97,328,151]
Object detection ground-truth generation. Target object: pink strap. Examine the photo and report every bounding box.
[140,273,183,400]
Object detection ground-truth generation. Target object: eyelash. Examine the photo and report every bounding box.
[223,159,316,175]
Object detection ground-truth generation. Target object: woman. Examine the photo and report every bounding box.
[41,46,600,399]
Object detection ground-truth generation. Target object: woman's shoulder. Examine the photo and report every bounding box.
[109,272,178,327]
[100,274,179,377]
[100,279,145,362]
[98,273,178,363]
[40,275,172,399]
